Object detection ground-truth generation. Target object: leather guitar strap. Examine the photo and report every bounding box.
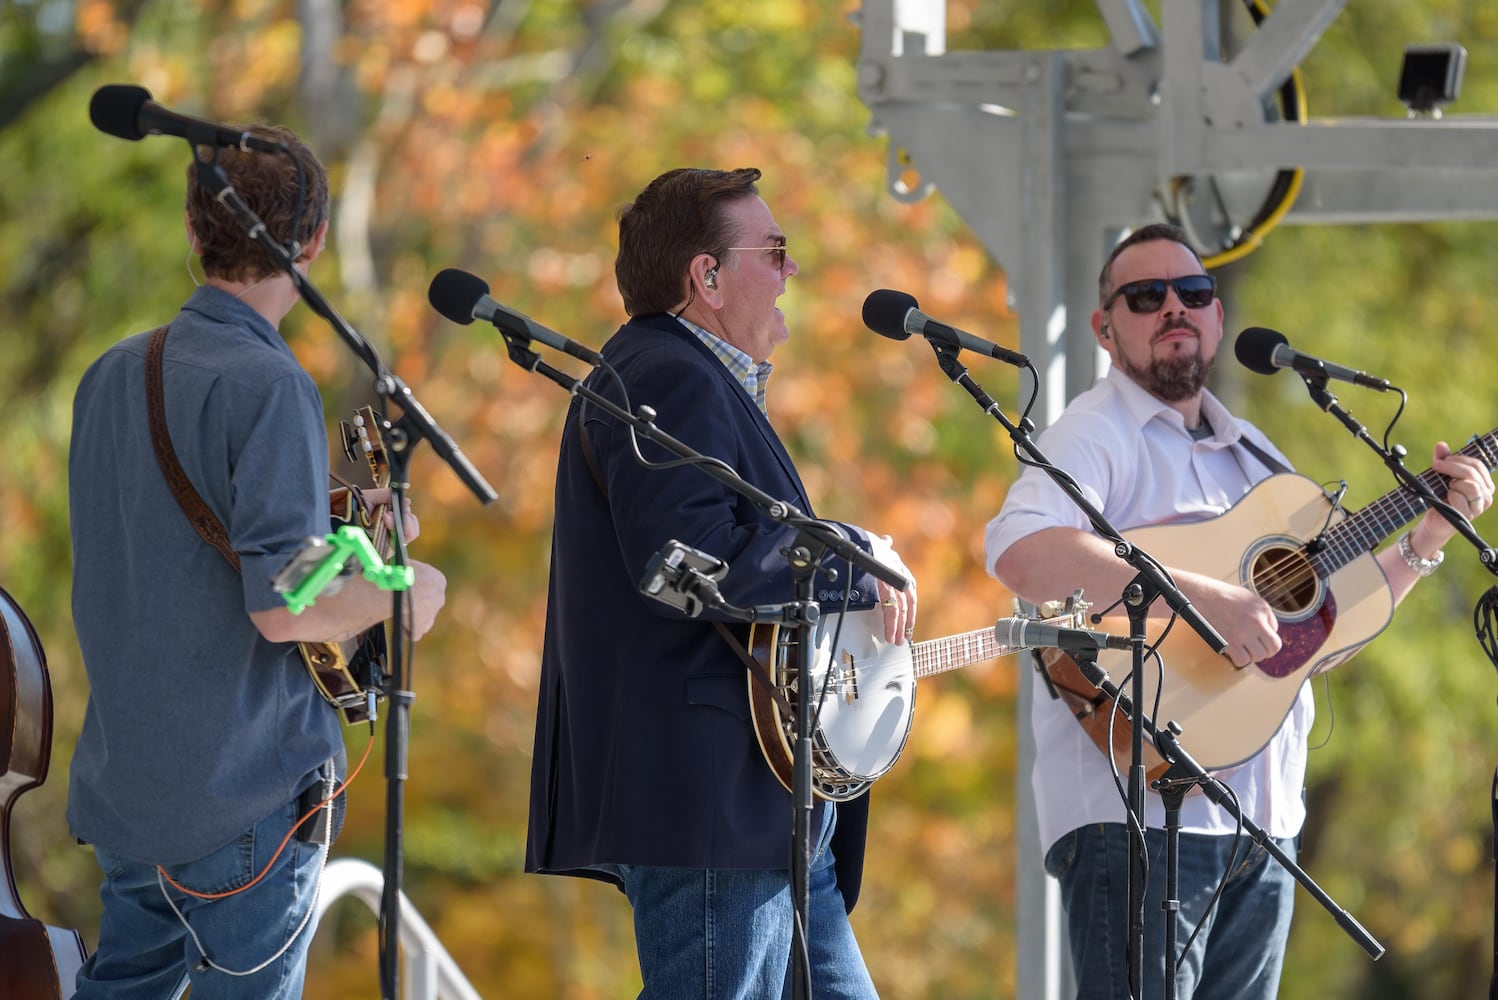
[1237,434,1294,477]
[576,419,798,720]
[711,621,799,720]
[145,324,241,573]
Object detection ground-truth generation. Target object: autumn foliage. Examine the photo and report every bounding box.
[5,2,1498,997]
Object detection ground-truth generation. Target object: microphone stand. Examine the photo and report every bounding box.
[1065,649,1386,970]
[1291,371,1498,995]
[190,150,498,1000]
[493,329,907,1000]
[928,342,1383,996]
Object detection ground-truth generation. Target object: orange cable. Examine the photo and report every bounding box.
[158,728,376,900]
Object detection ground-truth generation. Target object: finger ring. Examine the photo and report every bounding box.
[881,598,897,607]
[904,625,915,638]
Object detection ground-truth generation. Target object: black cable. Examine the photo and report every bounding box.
[1474,586,1498,669]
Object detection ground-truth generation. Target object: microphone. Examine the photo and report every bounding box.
[994,616,1132,655]
[1235,326,1390,392]
[89,84,286,153]
[427,268,602,365]
[862,289,1029,366]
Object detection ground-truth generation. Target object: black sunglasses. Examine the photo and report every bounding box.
[1103,274,1217,314]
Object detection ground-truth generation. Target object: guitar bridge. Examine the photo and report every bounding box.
[839,650,859,704]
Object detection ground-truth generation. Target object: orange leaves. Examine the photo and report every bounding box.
[77,1,130,55]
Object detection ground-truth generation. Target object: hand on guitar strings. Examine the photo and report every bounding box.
[1409,441,1494,557]
[1436,441,1494,517]
[356,487,420,541]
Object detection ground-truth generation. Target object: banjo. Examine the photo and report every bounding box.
[746,597,1088,800]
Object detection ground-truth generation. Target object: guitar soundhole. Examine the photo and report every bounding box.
[1250,544,1319,617]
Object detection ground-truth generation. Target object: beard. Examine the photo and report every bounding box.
[1119,351,1212,402]
[1115,319,1213,402]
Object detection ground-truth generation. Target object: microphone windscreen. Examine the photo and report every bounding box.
[862,289,918,341]
[427,268,489,325]
[993,617,1023,648]
[1234,326,1289,375]
[90,84,152,141]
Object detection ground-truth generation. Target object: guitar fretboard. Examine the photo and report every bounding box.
[912,628,1028,678]
[1308,426,1498,576]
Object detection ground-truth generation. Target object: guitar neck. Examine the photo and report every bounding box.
[911,628,1027,679]
[370,502,392,557]
[1315,426,1498,574]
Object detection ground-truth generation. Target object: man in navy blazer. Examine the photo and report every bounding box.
[526,167,917,997]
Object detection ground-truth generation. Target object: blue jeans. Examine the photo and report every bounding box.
[74,797,325,1000]
[612,807,877,999]
[1045,823,1295,1000]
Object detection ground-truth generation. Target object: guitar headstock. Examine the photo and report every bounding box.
[339,405,391,490]
[1033,588,1091,628]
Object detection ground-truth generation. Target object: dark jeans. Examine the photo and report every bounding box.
[1045,823,1295,999]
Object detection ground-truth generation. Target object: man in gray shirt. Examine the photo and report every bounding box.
[67,123,447,999]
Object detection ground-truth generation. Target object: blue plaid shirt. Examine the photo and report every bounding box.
[677,317,773,414]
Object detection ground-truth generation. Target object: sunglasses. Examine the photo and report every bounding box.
[726,243,788,271]
[1102,274,1216,313]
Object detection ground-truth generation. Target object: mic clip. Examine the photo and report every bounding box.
[1307,480,1351,553]
[639,540,730,618]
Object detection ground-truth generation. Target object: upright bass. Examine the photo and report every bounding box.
[0,585,88,998]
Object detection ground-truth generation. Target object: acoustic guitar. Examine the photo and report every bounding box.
[1044,427,1498,773]
[0,585,88,998]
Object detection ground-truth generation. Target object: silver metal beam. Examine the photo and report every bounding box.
[1228,0,1349,103]
[1098,0,1160,56]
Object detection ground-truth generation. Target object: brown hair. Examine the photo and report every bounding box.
[614,167,761,317]
[1097,222,1205,304]
[185,124,329,283]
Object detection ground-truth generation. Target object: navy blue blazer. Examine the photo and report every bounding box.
[525,313,883,910]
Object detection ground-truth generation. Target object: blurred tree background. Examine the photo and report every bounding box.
[3,1,1498,996]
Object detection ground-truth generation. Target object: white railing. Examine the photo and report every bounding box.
[315,857,483,1000]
